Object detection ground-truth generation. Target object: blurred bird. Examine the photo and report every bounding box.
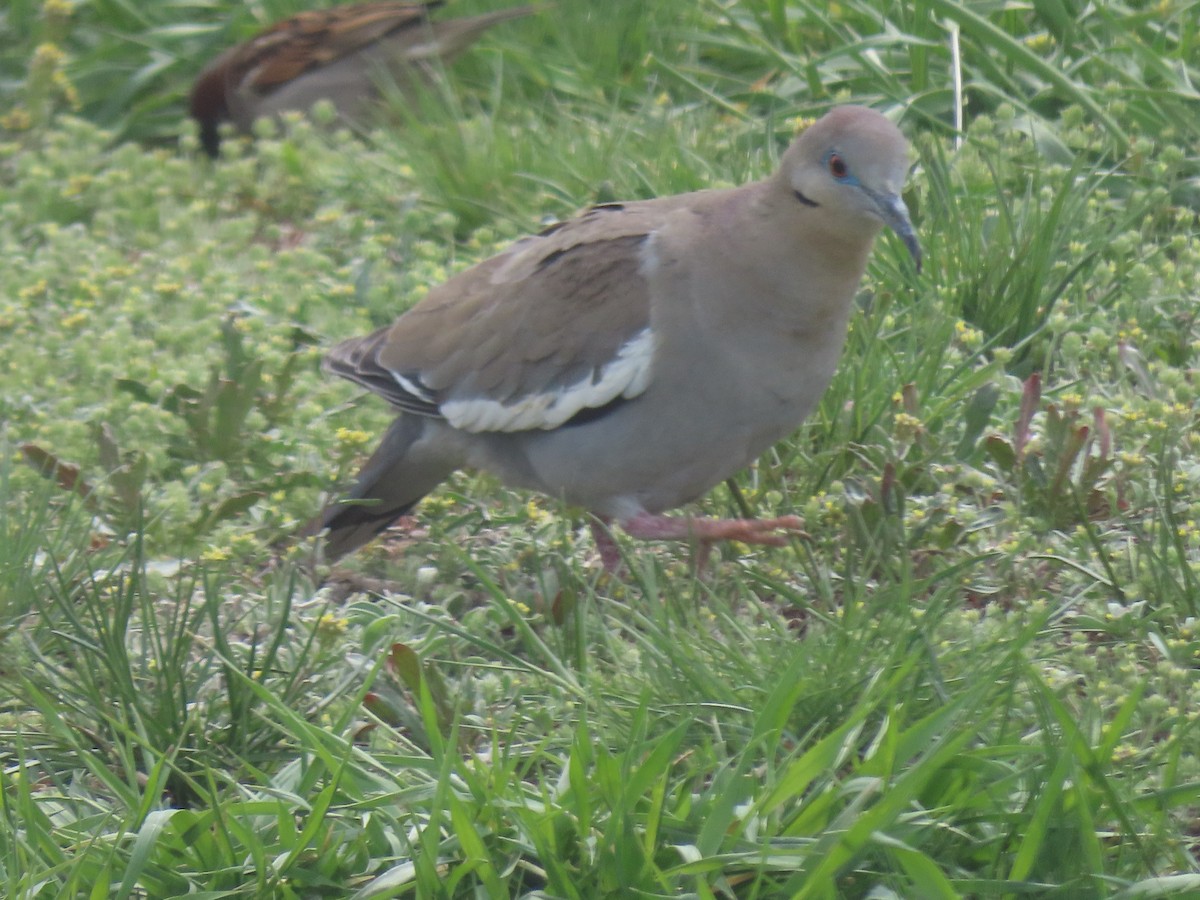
[306,106,921,571]
[189,1,537,157]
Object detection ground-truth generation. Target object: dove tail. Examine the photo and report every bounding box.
[304,415,459,561]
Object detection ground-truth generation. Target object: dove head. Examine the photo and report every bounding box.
[781,105,920,271]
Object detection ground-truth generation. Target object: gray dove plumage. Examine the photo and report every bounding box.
[307,105,921,569]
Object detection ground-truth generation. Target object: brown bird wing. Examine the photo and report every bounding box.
[326,203,663,433]
[229,2,441,92]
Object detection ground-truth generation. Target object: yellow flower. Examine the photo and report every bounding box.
[19,279,49,301]
[335,427,371,446]
[523,499,552,524]
[316,613,348,640]
[894,412,924,442]
[31,42,66,71]
[44,0,75,22]
[1,107,32,131]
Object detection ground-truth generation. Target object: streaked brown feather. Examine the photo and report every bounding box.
[190,1,535,157]
[233,3,437,91]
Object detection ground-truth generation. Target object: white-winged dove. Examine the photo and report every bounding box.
[189,1,536,158]
[308,105,921,570]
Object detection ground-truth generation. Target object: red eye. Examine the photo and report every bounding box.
[828,153,848,178]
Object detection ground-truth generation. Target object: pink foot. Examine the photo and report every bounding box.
[589,513,805,573]
[621,512,806,547]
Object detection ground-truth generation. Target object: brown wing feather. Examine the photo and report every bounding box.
[325,202,666,424]
[190,1,534,156]
[230,2,437,92]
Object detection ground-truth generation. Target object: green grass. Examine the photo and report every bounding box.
[3,0,1200,895]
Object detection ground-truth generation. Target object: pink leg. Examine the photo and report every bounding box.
[589,517,625,573]
[591,512,804,574]
[620,512,805,547]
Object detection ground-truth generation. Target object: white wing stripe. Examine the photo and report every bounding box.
[392,372,436,403]
[440,328,656,433]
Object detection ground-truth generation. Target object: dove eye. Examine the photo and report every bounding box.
[828,153,849,180]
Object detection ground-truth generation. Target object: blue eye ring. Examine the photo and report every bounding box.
[824,150,857,184]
